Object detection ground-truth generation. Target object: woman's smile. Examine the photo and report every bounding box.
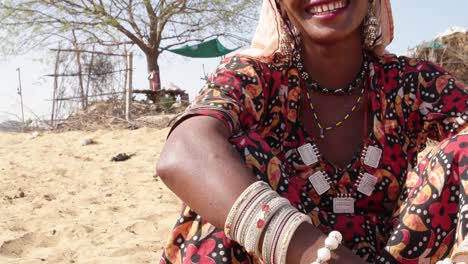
[305,0,349,19]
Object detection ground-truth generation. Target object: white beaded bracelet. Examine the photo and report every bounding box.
[310,231,343,264]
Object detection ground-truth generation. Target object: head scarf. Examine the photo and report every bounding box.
[240,0,394,57]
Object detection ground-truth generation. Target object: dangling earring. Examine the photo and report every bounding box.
[280,16,302,59]
[279,24,294,58]
[363,0,380,50]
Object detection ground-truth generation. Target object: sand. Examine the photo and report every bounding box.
[0,128,181,264]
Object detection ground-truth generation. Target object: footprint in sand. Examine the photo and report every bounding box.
[63,225,95,240]
[125,221,157,236]
[0,232,60,258]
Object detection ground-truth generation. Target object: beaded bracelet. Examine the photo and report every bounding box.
[310,231,343,264]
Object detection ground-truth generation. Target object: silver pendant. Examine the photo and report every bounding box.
[363,145,382,168]
[298,143,319,166]
[308,171,330,195]
[357,173,378,196]
[333,197,355,214]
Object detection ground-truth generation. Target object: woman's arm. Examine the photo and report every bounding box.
[157,116,365,263]
[157,116,256,228]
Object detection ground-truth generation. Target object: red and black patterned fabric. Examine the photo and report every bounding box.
[160,52,468,263]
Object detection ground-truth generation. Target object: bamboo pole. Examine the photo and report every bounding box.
[125,52,133,122]
[85,45,95,105]
[72,30,86,110]
[51,44,61,126]
[16,68,25,126]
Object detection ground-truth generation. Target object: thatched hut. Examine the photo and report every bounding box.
[407,27,467,84]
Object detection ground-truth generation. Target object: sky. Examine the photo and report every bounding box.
[0,0,467,123]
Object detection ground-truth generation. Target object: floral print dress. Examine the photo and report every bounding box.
[160,52,468,264]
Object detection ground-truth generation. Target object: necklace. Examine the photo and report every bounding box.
[306,86,365,139]
[297,86,384,214]
[292,50,369,96]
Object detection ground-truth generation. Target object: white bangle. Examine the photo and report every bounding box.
[244,196,290,255]
[277,212,312,264]
[225,181,270,239]
[311,231,343,264]
[237,190,276,244]
[262,205,297,263]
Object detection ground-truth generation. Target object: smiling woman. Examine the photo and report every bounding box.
[157,0,468,263]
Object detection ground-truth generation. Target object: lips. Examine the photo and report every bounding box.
[305,0,349,15]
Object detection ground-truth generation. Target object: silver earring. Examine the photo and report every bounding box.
[363,0,380,50]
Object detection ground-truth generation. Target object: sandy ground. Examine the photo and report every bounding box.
[0,128,181,264]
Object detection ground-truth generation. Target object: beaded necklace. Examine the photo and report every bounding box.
[298,50,370,138]
[306,86,365,139]
[292,50,369,96]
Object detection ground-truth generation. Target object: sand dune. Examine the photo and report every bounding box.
[0,128,181,263]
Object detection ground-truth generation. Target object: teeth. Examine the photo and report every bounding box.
[308,0,347,14]
[322,4,329,12]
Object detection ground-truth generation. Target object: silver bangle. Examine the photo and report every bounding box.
[237,189,276,243]
[224,181,270,239]
[277,212,312,264]
[244,196,290,255]
[232,187,269,241]
[262,205,297,263]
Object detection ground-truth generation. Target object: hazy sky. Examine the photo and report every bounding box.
[0,0,467,122]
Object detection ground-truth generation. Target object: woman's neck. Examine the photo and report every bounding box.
[300,31,364,89]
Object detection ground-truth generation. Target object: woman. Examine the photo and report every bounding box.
[157,0,468,263]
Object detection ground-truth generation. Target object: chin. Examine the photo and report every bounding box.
[301,26,356,45]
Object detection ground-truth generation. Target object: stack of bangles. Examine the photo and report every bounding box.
[225,181,343,264]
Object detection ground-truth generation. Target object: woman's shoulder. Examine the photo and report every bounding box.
[216,52,289,77]
[370,52,450,76]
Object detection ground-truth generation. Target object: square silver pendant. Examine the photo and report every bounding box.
[364,145,382,168]
[333,197,355,214]
[357,173,378,196]
[308,171,330,195]
[298,143,319,166]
